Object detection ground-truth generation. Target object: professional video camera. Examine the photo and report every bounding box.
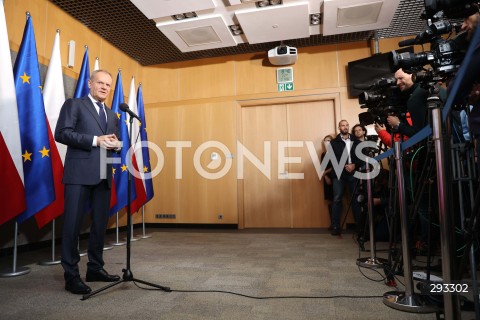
[389,1,477,79]
[390,13,464,77]
[357,77,407,128]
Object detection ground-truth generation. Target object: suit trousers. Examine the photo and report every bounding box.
[61,180,111,282]
[331,174,362,232]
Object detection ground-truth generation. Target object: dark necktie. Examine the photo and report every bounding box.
[96,101,107,132]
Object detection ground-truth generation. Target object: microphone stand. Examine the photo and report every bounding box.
[82,115,170,300]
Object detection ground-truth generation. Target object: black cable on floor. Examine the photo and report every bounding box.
[132,282,383,300]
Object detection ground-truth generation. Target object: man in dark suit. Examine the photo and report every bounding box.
[329,120,363,236]
[55,69,121,295]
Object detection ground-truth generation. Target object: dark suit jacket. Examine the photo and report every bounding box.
[330,133,362,180]
[55,96,120,187]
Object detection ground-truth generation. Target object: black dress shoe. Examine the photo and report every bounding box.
[330,228,340,236]
[86,268,120,282]
[65,277,92,295]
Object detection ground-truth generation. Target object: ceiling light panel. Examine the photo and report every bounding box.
[323,0,401,35]
[130,0,216,19]
[157,15,237,52]
[235,2,310,44]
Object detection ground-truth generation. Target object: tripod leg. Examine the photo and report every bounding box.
[81,279,125,300]
[131,278,171,292]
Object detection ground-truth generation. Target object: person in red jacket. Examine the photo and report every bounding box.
[374,113,412,147]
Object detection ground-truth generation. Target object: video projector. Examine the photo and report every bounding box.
[268,45,298,66]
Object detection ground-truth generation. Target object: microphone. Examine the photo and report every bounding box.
[353,83,372,90]
[119,103,141,121]
[398,38,417,47]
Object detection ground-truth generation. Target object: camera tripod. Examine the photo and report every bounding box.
[82,115,171,300]
[453,124,480,319]
[383,84,465,317]
[355,143,389,269]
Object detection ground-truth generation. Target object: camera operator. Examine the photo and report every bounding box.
[377,69,443,254]
[386,68,429,135]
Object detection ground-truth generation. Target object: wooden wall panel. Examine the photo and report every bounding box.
[178,58,236,100]
[143,106,180,223]
[294,45,339,90]
[5,0,47,54]
[235,53,279,95]
[338,88,364,127]
[141,64,179,103]
[44,2,102,77]
[101,41,139,92]
[177,102,238,223]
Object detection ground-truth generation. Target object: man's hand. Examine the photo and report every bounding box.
[387,115,400,128]
[345,163,355,173]
[97,134,121,150]
[324,174,332,185]
[374,123,386,133]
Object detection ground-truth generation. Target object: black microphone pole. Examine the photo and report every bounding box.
[124,115,134,280]
[82,108,170,300]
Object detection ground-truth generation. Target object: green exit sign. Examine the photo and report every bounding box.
[278,82,294,92]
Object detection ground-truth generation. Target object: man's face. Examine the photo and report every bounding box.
[461,12,480,41]
[395,68,413,92]
[353,126,365,139]
[88,71,112,102]
[339,121,349,135]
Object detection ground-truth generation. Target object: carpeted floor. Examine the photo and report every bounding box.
[0,228,473,319]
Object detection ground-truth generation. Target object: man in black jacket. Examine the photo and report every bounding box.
[329,120,363,236]
[386,68,429,136]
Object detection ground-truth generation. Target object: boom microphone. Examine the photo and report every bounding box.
[119,103,141,121]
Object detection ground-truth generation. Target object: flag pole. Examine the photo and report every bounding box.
[126,219,140,242]
[38,219,61,265]
[111,212,126,246]
[0,222,30,277]
[138,206,151,239]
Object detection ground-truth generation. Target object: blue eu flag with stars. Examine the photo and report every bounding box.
[14,14,54,223]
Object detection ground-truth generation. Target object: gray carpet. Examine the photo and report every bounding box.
[0,229,468,319]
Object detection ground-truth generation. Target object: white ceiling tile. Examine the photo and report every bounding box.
[130,0,216,19]
[157,15,238,52]
[235,2,310,44]
[323,0,401,35]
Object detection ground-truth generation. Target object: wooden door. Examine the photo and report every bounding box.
[240,99,336,228]
[287,101,335,227]
[241,104,291,227]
